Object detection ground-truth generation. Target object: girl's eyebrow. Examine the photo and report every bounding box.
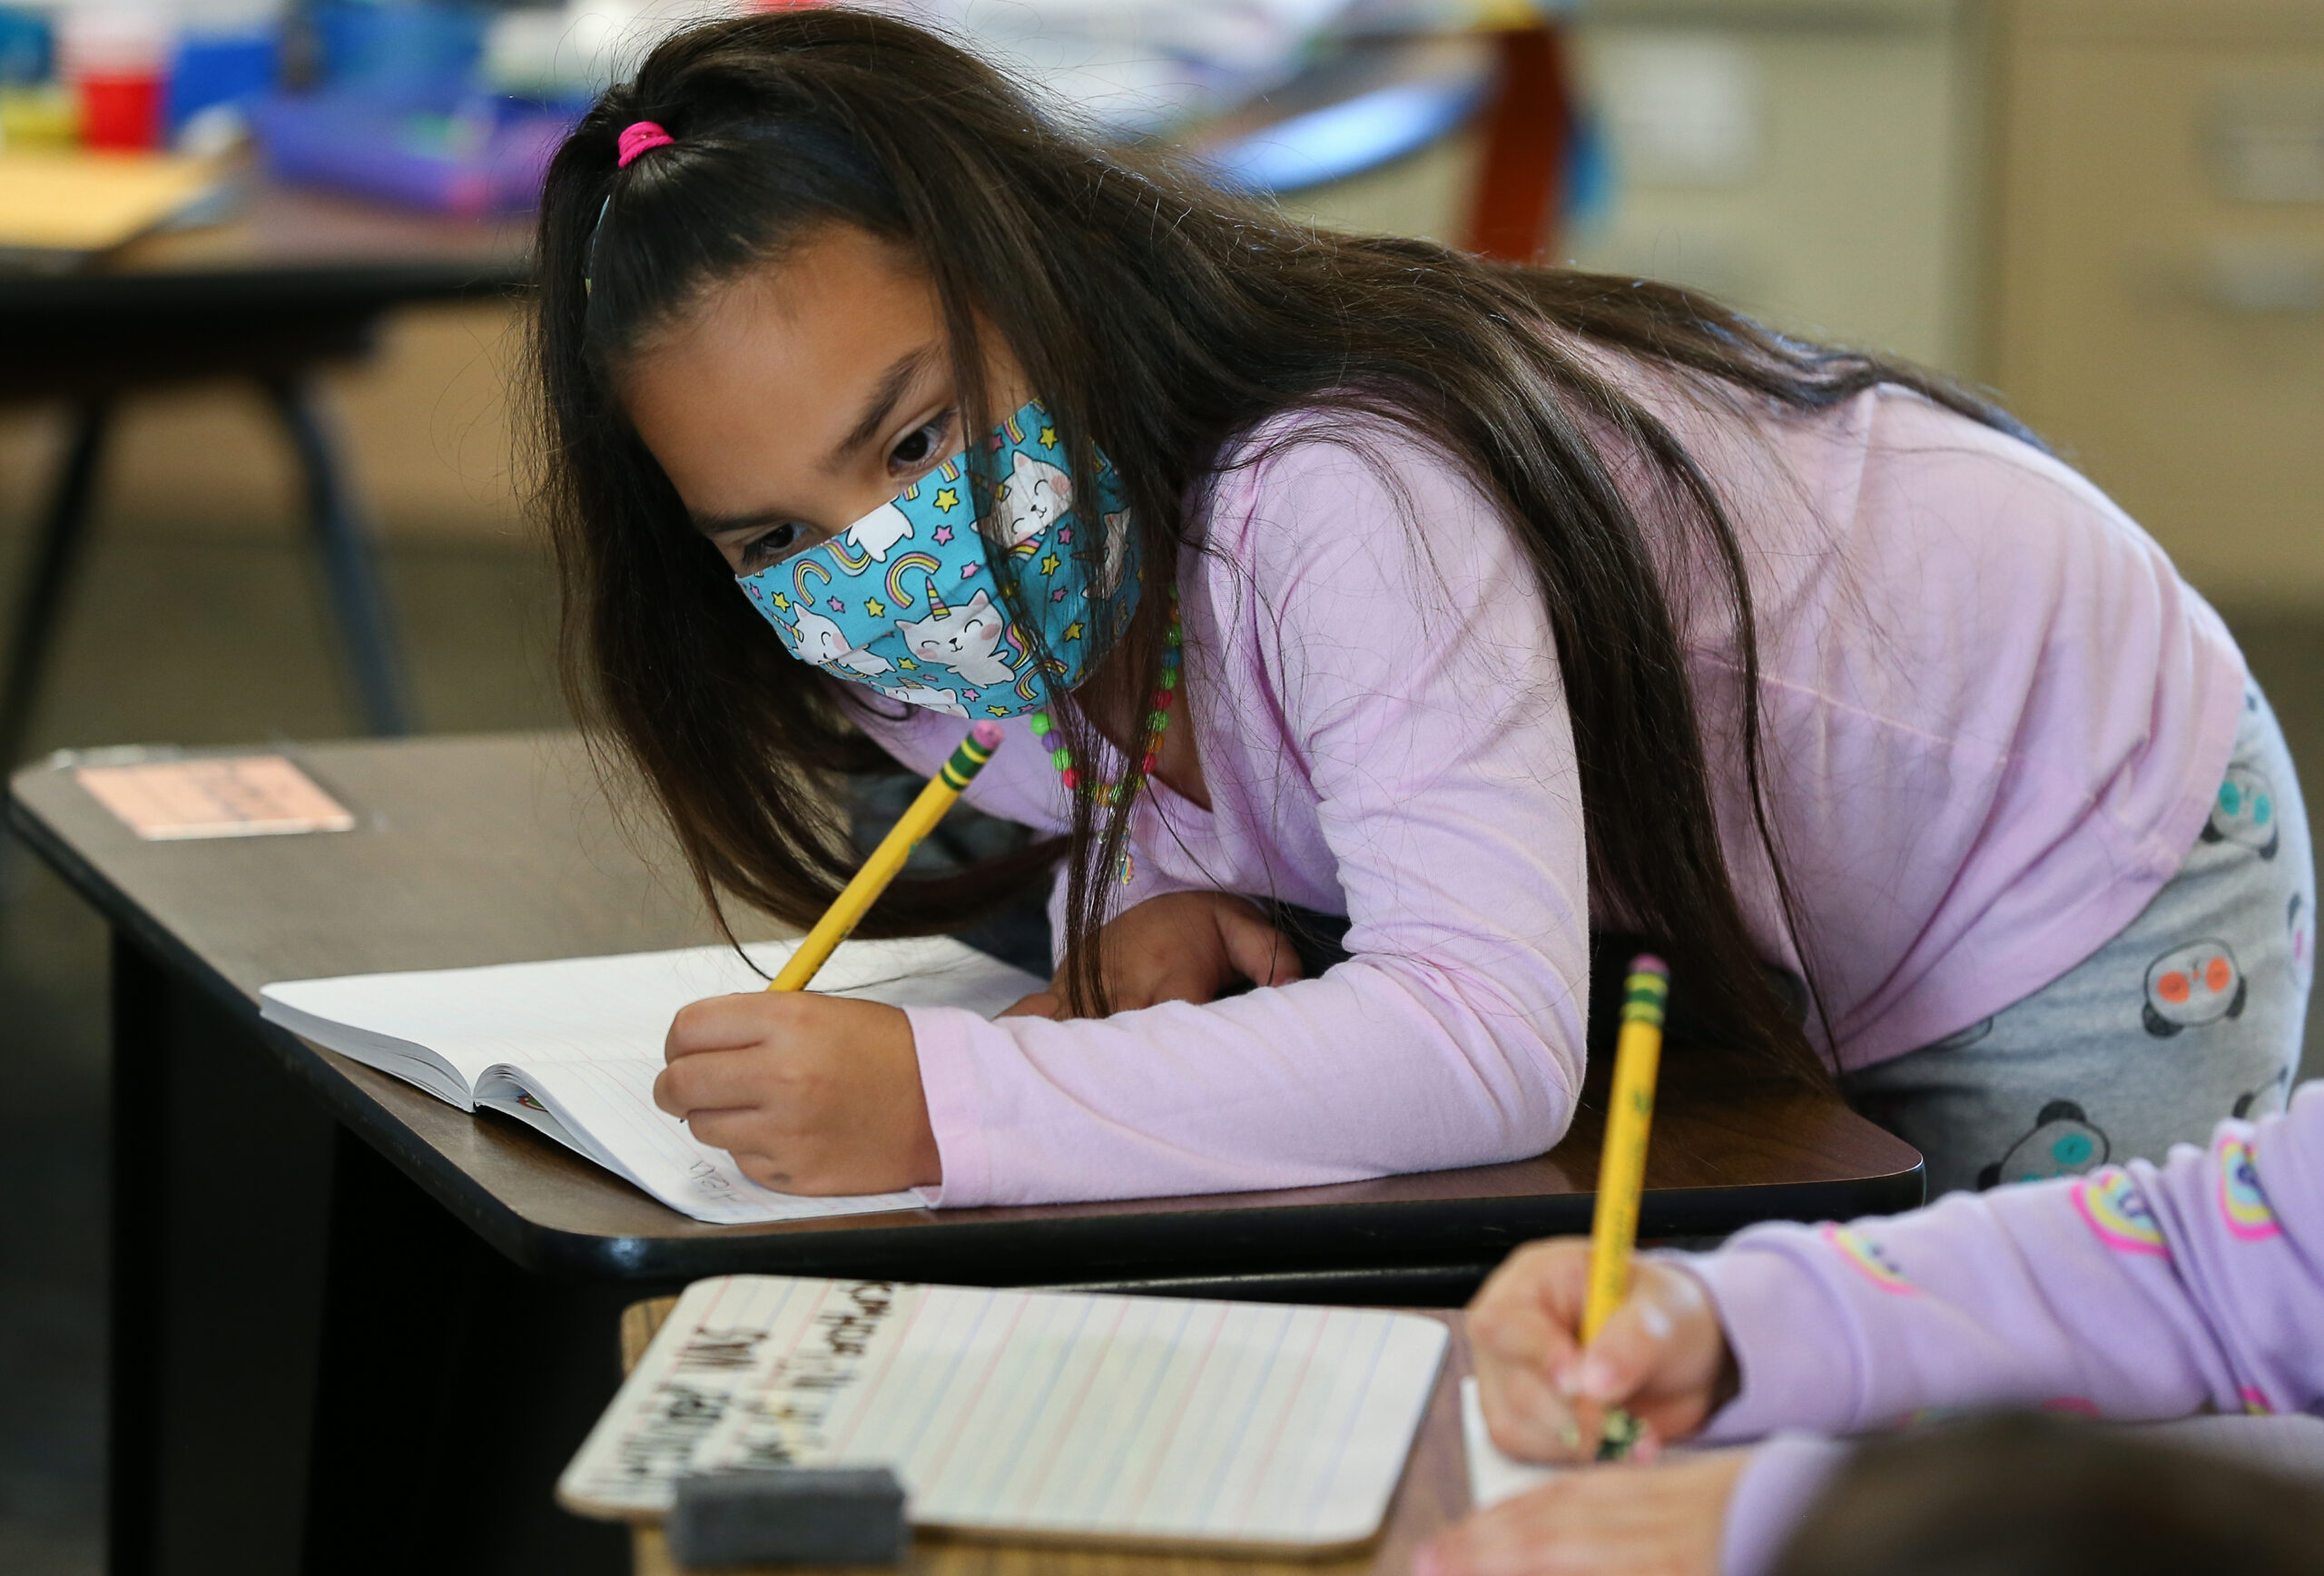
[689,345,943,537]
[825,344,939,473]
[691,507,790,537]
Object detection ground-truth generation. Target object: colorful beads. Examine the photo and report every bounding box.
[1041,605,1182,814]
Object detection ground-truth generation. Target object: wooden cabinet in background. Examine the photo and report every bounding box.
[1988,0,2324,603]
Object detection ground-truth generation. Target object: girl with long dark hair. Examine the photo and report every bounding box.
[535,8,2306,1203]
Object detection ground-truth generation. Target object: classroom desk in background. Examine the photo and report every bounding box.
[6,732,1921,1576]
[0,175,532,761]
[615,1297,1479,1576]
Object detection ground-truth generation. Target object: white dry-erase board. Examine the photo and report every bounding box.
[559,1276,1451,1555]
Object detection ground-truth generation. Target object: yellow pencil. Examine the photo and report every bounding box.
[1583,954,1669,1342]
[1576,953,1668,1460]
[767,720,1005,993]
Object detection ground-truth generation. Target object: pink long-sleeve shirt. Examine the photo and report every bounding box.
[852,370,2244,1208]
[1693,1079,2324,1576]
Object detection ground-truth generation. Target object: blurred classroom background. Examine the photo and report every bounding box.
[3,0,2320,1568]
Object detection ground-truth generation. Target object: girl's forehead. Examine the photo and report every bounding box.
[635,227,940,393]
[618,228,947,516]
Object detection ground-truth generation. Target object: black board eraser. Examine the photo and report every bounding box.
[667,1466,909,1569]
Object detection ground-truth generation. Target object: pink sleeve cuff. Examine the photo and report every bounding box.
[1720,1434,1853,1576]
[905,1004,997,1207]
[1679,1246,1868,1442]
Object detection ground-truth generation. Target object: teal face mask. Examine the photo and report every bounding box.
[739,399,1138,718]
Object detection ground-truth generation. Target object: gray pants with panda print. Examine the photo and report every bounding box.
[1842,684,2314,1197]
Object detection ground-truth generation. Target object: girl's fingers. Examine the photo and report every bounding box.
[1216,901,1303,988]
[1471,1241,1591,1369]
[681,1107,766,1154]
[1476,1361,1585,1462]
[1567,1264,1720,1406]
[653,1047,772,1118]
[665,991,786,1056]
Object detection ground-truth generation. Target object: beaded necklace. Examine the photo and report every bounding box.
[1029,591,1182,882]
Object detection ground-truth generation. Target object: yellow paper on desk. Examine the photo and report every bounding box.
[0,150,224,256]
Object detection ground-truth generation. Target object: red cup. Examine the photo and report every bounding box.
[78,70,167,150]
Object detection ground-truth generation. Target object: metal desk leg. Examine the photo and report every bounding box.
[0,399,113,770]
[301,1132,633,1576]
[108,934,337,1576]
[109,934,165,1576]
[261,376,413,737]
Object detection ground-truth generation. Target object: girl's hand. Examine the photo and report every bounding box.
[653,993,940,1194]
[1001,891,1303,1019]
[1468,1240,1737,1463]
[1415,1448,1752,1576]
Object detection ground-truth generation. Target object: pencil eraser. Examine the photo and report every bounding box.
[970,719,1005,749]
[666,1467,908,1569]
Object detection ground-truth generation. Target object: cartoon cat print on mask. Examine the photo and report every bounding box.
[894,587,1017,687]
[1091,510,1134,598]
[738,397,1137,717]
[845,501,915,564]
[871,680,970,717]
[999,451,1071,547]
[788,603,891,676]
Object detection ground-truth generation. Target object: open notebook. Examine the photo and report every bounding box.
[559,1276,1451,1554]
[260,939,1043,1225]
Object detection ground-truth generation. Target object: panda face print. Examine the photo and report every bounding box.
[1977,1099,2110,1189]
[2142,940,2247,1036]
[2201,767,2280,858]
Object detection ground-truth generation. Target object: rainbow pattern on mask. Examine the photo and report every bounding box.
[737,398,1137,720]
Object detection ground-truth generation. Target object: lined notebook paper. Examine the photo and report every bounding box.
[560,1276,1451,1553]
[261,939,1043,1225]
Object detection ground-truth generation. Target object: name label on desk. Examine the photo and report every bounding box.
[76,754,356,840]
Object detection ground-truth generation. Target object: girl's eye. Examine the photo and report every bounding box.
[738,522,804,571]
[888,409,957,477]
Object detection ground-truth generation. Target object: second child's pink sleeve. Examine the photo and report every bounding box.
[1685,1082,2324,1442]
[902,425,1592,1207]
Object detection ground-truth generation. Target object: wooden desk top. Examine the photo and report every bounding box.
[0,172,531,397]
[616,1296,1477,1576]
[0,172,528,309]
[9,732,1921,1285]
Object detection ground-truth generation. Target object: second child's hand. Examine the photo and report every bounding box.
[1001,891,1302,1019]
[1468,1239,1739,1463]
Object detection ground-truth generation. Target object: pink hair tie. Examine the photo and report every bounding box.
[615,121,675,168]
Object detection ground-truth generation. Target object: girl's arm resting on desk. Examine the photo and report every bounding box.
[908,424,1593,1207]
[1687,1082,2324,1442]
[1000,891,1305,1019]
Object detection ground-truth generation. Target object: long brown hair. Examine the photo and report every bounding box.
[532,6,2031,1083]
